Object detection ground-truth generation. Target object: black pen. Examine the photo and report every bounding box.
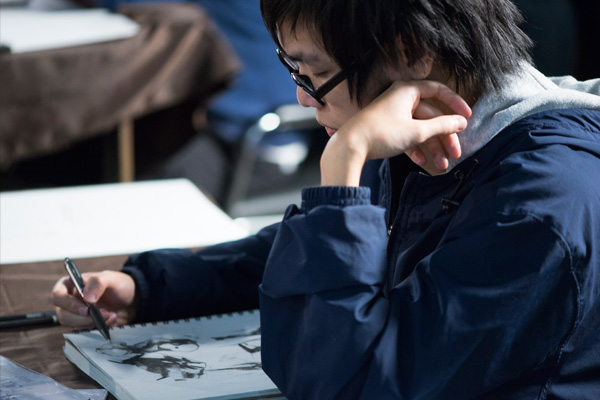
[64,257,111,341]
[0,311,58,329]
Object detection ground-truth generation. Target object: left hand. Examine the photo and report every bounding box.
[320,80,472,186]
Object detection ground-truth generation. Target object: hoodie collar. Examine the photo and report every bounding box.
[448,64,600,170]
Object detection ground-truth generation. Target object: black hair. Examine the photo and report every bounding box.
[260,0,533,105]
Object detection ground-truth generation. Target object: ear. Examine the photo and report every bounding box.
[384,37,434,80]
[386,52,434,81]
[410,54,434,79]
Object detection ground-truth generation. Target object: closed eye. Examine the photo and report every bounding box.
[310,71,331,85]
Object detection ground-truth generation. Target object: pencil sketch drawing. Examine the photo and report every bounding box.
[95,331,262,381]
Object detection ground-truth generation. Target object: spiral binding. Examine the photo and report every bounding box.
[71,309,258,334]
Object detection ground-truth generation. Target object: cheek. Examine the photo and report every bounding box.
[327,101,361,127]
[327,86,362,117]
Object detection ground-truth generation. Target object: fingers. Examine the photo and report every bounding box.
[50,272,116,328]
[407,136,458,170]
[405,147,427,167]
[86,271,137,327]
[339,79,469,171]
[413,99,443,120]
[81,273,105,304]
[401,81,468,168]
[411,97,463,169]
[441,133,462,159]
[51,275,89,327]
[50,276,92,328]
[51,276,85,315]
[413,80,472,119]
[54,305,116,329]
[403,115,465,170]
[420,114,467,140]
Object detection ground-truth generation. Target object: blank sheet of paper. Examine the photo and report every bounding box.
[0,179,249,264]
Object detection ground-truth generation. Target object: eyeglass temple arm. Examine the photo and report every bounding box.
[314,70,346,99]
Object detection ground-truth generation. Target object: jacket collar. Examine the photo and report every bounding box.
[448,64,600,170]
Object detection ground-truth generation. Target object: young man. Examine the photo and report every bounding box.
[53,0,600,398]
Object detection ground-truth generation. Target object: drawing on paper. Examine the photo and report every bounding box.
[64,311,280,400]
[96,333,262,382]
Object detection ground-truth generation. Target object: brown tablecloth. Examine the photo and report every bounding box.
[0,255,128,396]
[0,3,240,169]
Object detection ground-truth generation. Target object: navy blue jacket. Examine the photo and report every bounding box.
[123,108,600,399]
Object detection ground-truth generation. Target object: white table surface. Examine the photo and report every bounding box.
[0,8,139,53]
[0,179,249,264]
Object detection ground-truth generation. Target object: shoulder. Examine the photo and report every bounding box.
[491,108,600,201]
[505,108,600,142]
[474,108,600,200]
[457,108,600,260]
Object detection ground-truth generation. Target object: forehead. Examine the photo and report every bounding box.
[277,20,331,65]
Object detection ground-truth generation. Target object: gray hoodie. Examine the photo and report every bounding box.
[450,64,600,170]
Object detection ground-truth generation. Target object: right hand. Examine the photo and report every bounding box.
[50,270,137,328]
[321,80,470,186]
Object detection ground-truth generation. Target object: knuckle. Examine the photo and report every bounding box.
[52,276,68,292]
[440,118,455,134]
[55,308,74,326]
[49,291,60,305]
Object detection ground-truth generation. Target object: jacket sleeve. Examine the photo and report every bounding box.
[122,222,278,322]
[259,186,577,399]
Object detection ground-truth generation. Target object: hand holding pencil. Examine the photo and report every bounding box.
[50,259,138,333]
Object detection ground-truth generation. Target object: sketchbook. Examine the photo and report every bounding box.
[63,310,281,400]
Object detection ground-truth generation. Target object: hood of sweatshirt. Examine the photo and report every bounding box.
[448,64,600,170]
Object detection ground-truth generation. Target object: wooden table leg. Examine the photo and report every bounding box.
[118,118,135,182]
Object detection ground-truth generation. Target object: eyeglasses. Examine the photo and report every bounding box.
[277,48,346,106]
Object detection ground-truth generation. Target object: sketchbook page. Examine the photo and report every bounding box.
[0,8,140,54]
[64,343,131,400]
[0,179,250,264]
[0,354,108,400]
[63,310,280,400]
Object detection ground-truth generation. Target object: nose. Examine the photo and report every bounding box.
[296,86,323,109]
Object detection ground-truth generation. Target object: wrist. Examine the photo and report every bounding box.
[320,128,368,186]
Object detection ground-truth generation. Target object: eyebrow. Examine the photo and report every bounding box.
[286,51,329,67]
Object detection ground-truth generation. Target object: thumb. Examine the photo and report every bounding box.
[81,273,106,304]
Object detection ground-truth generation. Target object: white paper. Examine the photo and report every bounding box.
[0,8,139,53]
[63,311,280,400]
[0,179,249,264]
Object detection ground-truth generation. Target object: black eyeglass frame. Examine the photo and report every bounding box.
[276,48,346,106]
